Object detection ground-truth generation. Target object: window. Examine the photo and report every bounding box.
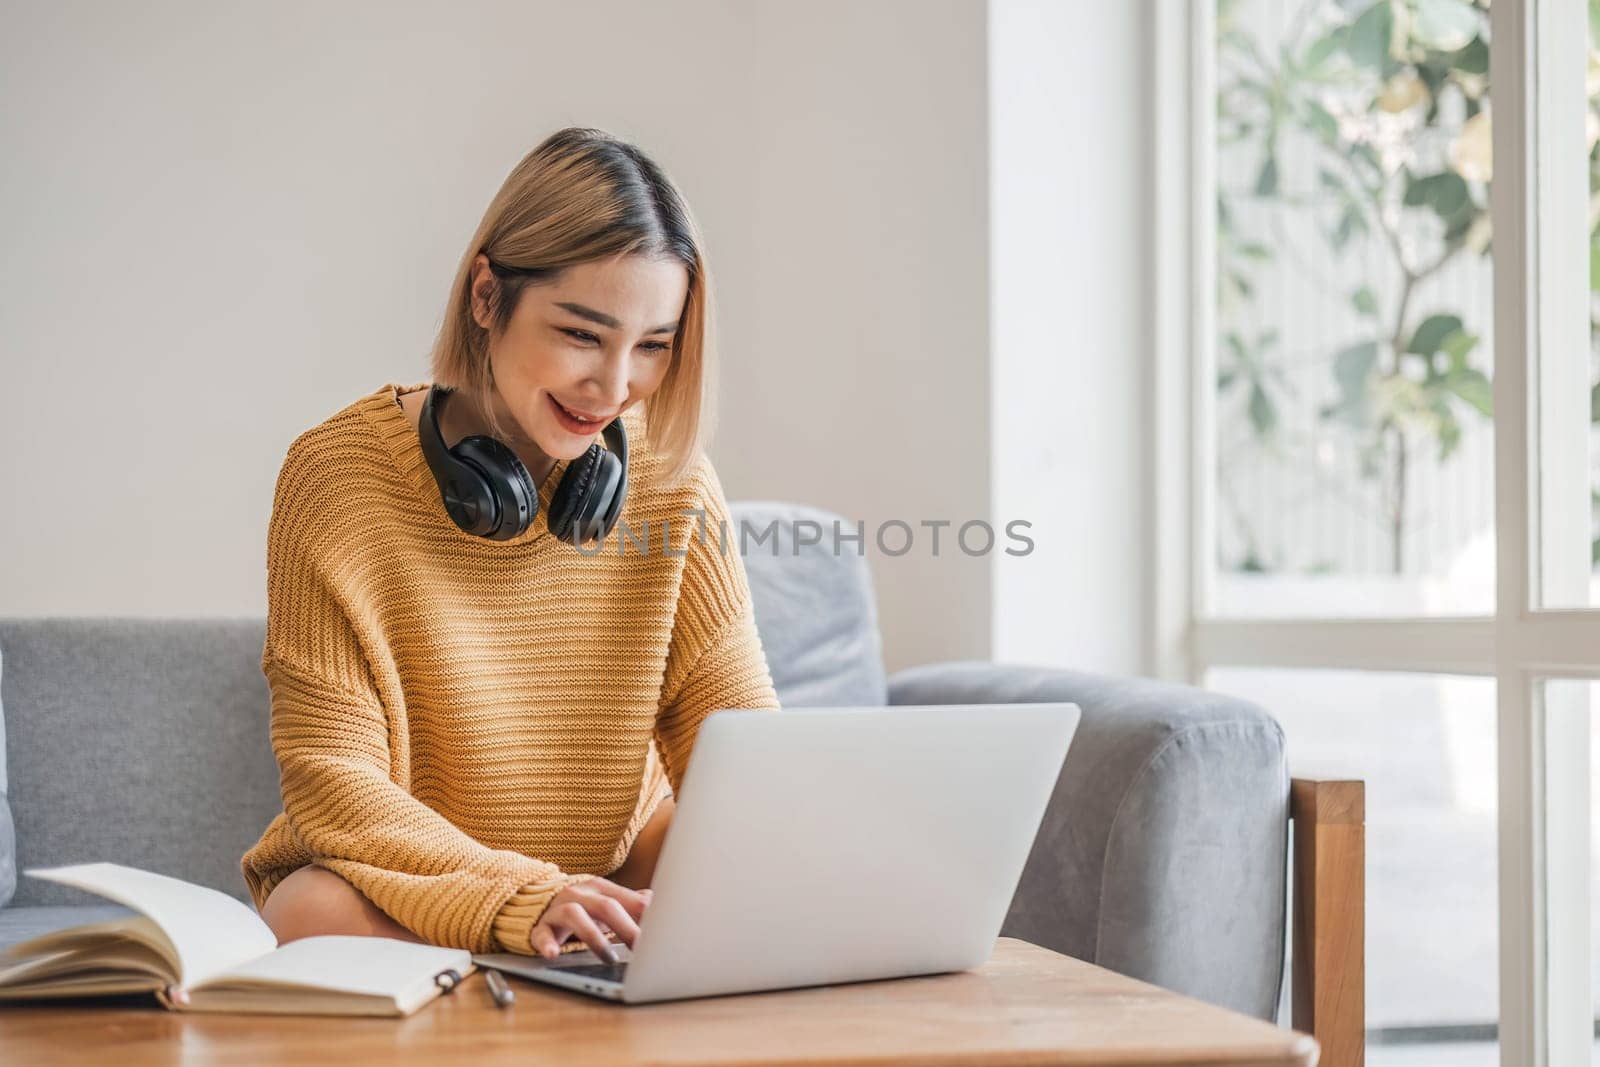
[1155,0,1600,1062]
[1213,0,1495,618]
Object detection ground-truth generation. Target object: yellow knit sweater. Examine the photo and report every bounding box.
[239,381,781,955]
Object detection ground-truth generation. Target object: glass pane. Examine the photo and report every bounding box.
[1213,0,1495,618]
[1538,1,1600,608]
[1205,667,1498,1065]
[1538,679,1598,1063]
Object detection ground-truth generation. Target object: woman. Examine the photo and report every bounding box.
[238,126,781,963]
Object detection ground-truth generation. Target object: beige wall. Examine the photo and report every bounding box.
[0,0,991,674]
[720,2,992,672]
[3,1,1147,679]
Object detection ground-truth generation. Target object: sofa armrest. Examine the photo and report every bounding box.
[1290,778,1365,1067]
[887,660,1290,1021]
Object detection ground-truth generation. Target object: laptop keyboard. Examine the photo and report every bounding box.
[557,960,629,983]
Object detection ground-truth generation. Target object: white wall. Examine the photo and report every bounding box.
[988,0,1150,675]
[711,1,993,673]
[3,1,1149,678]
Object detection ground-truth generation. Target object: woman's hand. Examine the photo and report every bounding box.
[530,878,653,960]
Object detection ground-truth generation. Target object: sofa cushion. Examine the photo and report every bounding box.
[0,618,278,907]
[731,501,888,708]
[0,644,14,908]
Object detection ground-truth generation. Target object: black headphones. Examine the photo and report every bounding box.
[417,384,628,545]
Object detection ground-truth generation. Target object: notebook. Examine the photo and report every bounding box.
[0,862,474,1016]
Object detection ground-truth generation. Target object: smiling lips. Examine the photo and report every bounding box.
[548,393,615,433]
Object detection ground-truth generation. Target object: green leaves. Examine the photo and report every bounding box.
[1331,203,1369,251]
[1406,313,1464,359]
[1403,169,1481,246]
[1301,26,1347,77]
[1347,2,1395,73]
[1434,401,1464,459]
[1302,99,1341,142]
[1386,312,1494,443]
[1317,315,1488,461]
[1404,315,1489,424]
[1451,35,1488,76]
[1407,313,1481,376]
[1324,340,1379,427]
[1220,329,1285,440]
[1439,323,1480,366]
[1412,0,1480,52]
[1443,368,1493,418]
[1336,341,1379,391]
[1212,0,1501,530]
[1352,286,1379,317]
[1256,153,1280,196]
[1404,170,1471,217]
[1250,382,1277,436]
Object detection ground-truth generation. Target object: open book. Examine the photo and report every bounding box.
[0,862,475,1016]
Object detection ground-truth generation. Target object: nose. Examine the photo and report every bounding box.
[587,351,633,412]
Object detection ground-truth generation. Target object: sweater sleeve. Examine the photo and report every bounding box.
[654,459,782,797]
[262,645,595,954]
[258,436,592,956]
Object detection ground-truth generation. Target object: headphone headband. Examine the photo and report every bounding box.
[416,384,459,496]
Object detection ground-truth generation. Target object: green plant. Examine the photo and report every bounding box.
[1218,0,1496,575]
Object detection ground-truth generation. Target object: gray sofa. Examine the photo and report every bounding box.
[0,501,1290,1020]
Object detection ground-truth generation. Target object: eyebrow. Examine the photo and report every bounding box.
[555,301,679,335]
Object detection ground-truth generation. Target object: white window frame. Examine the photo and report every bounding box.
[1151,1,1596,1063]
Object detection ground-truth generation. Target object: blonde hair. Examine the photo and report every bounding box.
[429,127,714,487]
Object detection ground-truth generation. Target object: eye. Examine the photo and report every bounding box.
[561,327,671,355]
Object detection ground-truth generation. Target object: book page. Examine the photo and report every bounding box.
[24,863,278,989]
[200,935,471,1000]
[0,916,175,989]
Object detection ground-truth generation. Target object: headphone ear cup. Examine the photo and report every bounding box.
[433,457,498,537]
[574,453,622,545]
[596,418,629,541]
[546,444,603,545]
[454,435,537,539]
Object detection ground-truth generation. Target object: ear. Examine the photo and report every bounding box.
[468,253,497,331]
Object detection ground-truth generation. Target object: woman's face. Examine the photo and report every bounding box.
[469,252,688,465]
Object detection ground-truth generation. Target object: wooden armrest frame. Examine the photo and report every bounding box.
[1290,777,1365,1067]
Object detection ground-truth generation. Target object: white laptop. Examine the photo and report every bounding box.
[472,701,1080,1004]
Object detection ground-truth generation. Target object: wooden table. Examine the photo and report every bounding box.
[0,937,1318,1066]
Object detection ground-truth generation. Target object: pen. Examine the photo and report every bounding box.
[484,968,515,1008]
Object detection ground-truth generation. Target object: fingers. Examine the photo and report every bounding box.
[526,881,656,960]
[528,903,620,961]
[585,877,653,922]
[557,902,619,961]
[529,918,567,959]
[590,896,641,947]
